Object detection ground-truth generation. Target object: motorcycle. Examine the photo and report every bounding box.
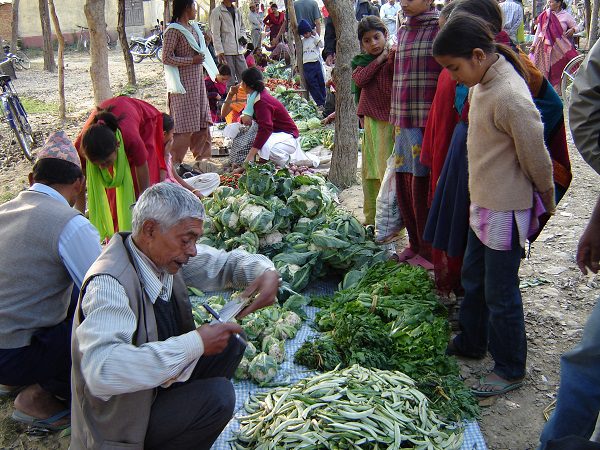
[130,20,163,63]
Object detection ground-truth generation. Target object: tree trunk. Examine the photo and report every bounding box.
[164,0,171,25]
[591,0,600,49]
[584,0,592,38]
[10,0,20,53]
[322,0,360,189]
[39,0,56,72]
[284,0,307,95]
[118,0,136,86]
[85,0,112,104]
[48,0,66,119]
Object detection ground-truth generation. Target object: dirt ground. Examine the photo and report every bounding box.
[0,50,599,450]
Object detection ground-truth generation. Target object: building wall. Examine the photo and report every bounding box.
[16,0,164,48]
[0,3,12,43]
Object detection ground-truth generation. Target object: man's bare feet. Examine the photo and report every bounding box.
[13,384,69,426]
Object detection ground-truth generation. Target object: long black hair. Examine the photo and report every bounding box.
[81,106,121,163]
[241,67,265,92]
[172,0,195,22]
[451,0,503,35]
[433,13,527,82]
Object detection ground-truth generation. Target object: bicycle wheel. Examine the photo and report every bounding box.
[7,97,35,161]
[15,51,31,70]
[560,54,585,104]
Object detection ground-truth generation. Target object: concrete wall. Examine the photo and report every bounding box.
[16,0,164,48]
[0,3,12,43]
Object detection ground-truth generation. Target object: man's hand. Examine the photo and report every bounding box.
[218,53,227,65]
[577,218,600,275]
[192,53,205,64]
[229,84,240,96]
[240,114,253,125]
[236,269,280,319]
[197,322,244,355]
[325,54,335,66]
[565,28,575,38]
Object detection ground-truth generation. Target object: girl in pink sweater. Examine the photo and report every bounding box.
[433,13,555,397]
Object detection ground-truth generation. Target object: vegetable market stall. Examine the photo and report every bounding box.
[195,163,487,449]
[190,280,488,450]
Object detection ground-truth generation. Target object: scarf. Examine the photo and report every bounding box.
[164,21,218,94]
[529,9,578,90]
[242,91,260,117]
[86,129,135,241]
[351,53,377,104]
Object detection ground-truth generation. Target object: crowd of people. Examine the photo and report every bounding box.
[0,0,599,448]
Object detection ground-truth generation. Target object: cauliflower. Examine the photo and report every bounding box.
[240,204,266,223]
[227,212,240,229]
[244,341,257,359]
[262,335,285,363]
[248,353,278,384]
[234,357,250,380]
[259,230,284,247]
[239,203,274,234]
[287,264,302,276]
[282,311,303,330]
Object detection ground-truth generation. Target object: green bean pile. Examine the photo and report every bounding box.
[234,365,464,450]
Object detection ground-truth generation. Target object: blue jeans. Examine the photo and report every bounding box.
[539,297,600,449]
[454,226,526,380]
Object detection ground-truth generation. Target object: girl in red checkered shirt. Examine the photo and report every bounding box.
[351,16,396,226]
[389,0,441,270]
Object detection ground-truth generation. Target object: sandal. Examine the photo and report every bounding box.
[471,375,524,397]
[12,409,70,431]
[407,255,434,270]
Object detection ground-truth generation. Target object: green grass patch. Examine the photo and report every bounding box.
[19,96,59,115]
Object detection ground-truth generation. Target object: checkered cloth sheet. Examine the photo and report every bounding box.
[191,280,487,450]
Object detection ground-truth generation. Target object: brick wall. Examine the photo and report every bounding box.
[0,3,12,43]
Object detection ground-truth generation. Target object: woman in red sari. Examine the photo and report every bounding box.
[529,0,579,94]
[263,3,286,43]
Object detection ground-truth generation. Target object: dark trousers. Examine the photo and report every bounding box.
[303,61,326,106]
[145,336,245,450]
[454,226,526,380]
[0,287,79,400]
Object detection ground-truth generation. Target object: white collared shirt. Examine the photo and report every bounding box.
[29,183,101,288]
[77,237,274,400]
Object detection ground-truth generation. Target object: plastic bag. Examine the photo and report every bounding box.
[375,154,404,243]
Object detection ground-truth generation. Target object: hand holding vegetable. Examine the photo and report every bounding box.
[197,322,244,355]
[237,269,280,319]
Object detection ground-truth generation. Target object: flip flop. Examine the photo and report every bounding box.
[407,255,434,270]
[471,376,524,397]
[12,409,70,431]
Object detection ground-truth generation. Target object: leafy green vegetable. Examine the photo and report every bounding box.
[297,262,479,421]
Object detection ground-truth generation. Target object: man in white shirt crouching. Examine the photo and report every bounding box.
[71,182,280,450]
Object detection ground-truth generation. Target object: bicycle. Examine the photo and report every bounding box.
[0,74,35,160]
[560,51,587,105]
[2,45,30,70]
[76,25,112,52]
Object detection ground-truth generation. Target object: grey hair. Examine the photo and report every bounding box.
[131,182,205,235]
